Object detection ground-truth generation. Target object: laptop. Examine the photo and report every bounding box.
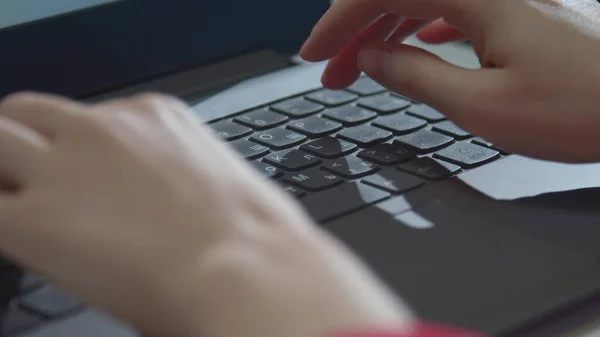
[2,0,600,336]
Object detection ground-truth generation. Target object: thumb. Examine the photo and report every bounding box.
[357,41,504,125]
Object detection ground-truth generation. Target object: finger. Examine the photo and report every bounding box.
[300,0,489,62]
[0,116,47,185]
[321,14,402,89]
[416,19,466,44]
[0,93,86,139]
[357,41,507,126]
[320,43,364,90]
[388,18,433,43]
[322,17,434,89]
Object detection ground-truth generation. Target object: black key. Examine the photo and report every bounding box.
[301,137,358,159]
[362,169,425,194]
[398,157,461,181]
[357,94,411,114]
[372,113,427,135]
[432,121,471,140]
[231,139,270,160]
[0,306,41,335]
[20,286,83,318]
[283,168,344,192]
[210,120,252,141]
[280,184,307,198]
[264,150,321,171]
[234,108,288,129]
[394,130,454,153]
[323,106,377,126]
[20,274,44,293]
[322,156,380,179]
[299,183,390,223]
[358,143,415,165]
[347,77,387,96]
[251,161,283,179]
[287,116,342,137]
[250,128,307,150]
[434,142,500,169]
[306,89,358,106]
[271,98,324,117]
[406,105,446,122]
[337,125,393,147]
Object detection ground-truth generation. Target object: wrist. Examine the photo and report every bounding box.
[182,227,413,337]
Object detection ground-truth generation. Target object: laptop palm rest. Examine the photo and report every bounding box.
[424,155,600,259]
[326,200,600,335]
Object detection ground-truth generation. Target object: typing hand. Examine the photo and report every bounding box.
[415,0,600,44]
[301,0,600,162]
[0,93,410,337]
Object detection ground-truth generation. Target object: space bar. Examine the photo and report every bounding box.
[299,183,391,223]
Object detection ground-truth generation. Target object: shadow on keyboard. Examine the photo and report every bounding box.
[211,76,509,223]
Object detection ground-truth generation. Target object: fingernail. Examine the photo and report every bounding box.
[358,46,391,76]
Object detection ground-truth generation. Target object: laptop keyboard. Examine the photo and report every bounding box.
[0,76,507,336]
[0,269,84,336]
[210,76,507,223]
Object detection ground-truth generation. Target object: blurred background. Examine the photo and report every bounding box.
[0,0,116,29]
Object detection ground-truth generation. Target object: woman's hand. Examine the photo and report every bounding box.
[0,93,411,337]
[417,1,600,44]
[301,0,600,162]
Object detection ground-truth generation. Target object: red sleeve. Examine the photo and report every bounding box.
[331,321,487,337]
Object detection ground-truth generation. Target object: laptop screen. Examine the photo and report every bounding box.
[0,0,330,99]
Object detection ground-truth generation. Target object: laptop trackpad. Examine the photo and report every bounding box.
[419,174,600,258]
[326,202,599,334]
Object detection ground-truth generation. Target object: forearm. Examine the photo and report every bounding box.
[182,222,412,337]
